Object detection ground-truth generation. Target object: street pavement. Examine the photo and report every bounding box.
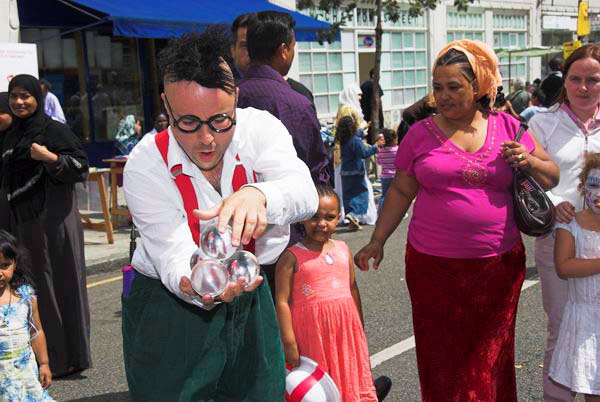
[49,214,558,401]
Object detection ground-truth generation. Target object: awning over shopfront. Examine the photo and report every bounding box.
[60,0,332,41]
[496,46,563,58]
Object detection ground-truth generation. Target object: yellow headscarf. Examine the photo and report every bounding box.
[433,40,502,109]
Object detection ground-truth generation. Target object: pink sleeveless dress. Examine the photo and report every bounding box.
[288,240,377,402]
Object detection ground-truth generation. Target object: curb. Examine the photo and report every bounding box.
[86,254,129,276]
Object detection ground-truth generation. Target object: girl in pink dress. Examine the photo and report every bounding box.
[275,184,377,402]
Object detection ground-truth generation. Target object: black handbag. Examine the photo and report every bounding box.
[511,123,556,237]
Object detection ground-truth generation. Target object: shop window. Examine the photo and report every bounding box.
[21,29,91,142]
[86,33,143,143]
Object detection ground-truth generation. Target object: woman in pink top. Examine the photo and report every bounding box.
[355,40,559,402]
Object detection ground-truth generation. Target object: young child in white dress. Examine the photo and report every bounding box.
[552,152,600,401]
[0,230,54,401]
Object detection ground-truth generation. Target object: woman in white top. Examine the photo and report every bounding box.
[528,44,600,402]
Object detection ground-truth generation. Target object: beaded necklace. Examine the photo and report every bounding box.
[424,114,496,186]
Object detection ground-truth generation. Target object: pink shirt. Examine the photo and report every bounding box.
[395,112,535,258]
[376,145,399,178]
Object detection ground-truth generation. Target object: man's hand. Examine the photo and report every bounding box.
[194,186,267,247]
[179,275,264,304]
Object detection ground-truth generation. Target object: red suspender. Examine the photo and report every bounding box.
[155,130,256,254]
[155,130,201,245]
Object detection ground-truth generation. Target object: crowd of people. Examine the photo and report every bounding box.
[1,7,600,402]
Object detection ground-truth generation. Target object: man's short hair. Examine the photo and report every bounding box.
[246,11,296,64]
[232,13,252,44]
[549,55,564,72]
[157,26,236,95]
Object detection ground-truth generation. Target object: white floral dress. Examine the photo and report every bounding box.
[0,285,54,402]
[550,220,600,395]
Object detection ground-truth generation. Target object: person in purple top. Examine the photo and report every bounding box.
[238,11,329,187]
[238,10,330,292]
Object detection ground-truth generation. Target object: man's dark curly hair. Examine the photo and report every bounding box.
[158,26,236,95]
[0,230,35,291]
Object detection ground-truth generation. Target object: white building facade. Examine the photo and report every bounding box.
[278,0,600,127]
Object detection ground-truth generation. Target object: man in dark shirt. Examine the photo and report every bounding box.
[506,78,531,115]
[540,55,564,107]
[232,12,315,107]
[238,11,328,186]
[360,68,384,131]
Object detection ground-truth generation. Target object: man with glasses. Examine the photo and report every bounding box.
[122,27,317,401]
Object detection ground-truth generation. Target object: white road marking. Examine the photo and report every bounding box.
[370,278,540,368]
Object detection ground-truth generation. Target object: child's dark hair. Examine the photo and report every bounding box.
[380,128,397,147]
[315,183,341,213]
[335,116,357,145]
[0,230,34,290]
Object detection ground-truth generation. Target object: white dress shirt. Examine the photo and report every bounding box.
[529,106,600,210]
[124,107,318,308]
[44,91,66,124]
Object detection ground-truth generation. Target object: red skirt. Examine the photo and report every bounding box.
[405,241,526,402]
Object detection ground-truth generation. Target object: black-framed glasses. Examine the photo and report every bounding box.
[164,94,237,134]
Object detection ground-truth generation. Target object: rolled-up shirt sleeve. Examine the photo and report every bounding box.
[124,169,211,309]
[243,113,318,226]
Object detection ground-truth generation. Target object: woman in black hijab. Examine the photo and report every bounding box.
[1,74,91,377]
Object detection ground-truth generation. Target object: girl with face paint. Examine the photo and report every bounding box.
[551,152,600,400]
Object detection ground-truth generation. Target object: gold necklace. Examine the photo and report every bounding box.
[425,115,496,186]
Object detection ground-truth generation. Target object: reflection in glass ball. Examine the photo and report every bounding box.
[197,223,237,260]
[227,250,260,285]
[190,259,229,297]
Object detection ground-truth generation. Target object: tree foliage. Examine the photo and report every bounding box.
[296,0,473,132]
[297,0,475,21]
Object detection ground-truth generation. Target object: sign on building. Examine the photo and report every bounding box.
[0,42,38,91]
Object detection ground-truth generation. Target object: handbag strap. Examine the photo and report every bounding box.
[514,122,528,142]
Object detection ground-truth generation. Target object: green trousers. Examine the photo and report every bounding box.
[122,272,285,401]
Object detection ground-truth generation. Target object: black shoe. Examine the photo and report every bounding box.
[374,375,392,401]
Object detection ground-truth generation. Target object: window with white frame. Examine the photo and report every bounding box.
[298,38,354,116]
[493,13,528,89]
[446,12,484,42]
[386,31,429,108]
